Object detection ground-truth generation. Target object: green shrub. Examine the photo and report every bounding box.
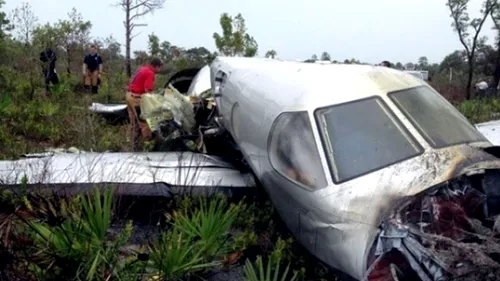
[27,187,134,281]
[458,97,500,123]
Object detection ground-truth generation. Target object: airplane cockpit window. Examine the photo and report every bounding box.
[389,85,487,148]
[268,111,327,190]
[315,97,424,183]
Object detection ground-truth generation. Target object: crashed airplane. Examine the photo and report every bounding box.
[4,57,500,280]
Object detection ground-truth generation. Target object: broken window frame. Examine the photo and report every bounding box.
[388,85,488,149]
[314,96,424,184]
[268,111,328,190]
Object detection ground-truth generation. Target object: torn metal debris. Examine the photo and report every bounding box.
[367,170,500,281]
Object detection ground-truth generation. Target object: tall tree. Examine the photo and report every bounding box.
[265,49,277,58]
[418,56,429,69]
[0,0,10,40]
[11,2,39,99]
[405,62,416,70]
[447,0,497,99]
[213,13,258,57]
[57,8,92,75]
[148,32,160,57]
[440,50,468,71]
[11,2,37,44]
[320,51,331,61]
[117,0,165,77]
[0,0,11,67]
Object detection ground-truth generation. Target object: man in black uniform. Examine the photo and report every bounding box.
[39,47,59,95]
[83,44,103,94]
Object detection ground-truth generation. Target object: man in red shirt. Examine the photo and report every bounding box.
[126,57,164,150]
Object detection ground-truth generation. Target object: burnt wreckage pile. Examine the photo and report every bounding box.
[368,170,500,281]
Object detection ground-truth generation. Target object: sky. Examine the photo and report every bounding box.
[5,0,499,64]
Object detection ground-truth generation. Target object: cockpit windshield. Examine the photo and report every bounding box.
[388,85,487,148]
[315,97,424,183]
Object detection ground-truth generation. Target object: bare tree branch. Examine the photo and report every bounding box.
[129,10,150,22]
[116,0,165,77]
[130,31,144,40]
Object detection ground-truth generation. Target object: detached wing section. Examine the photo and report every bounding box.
[0,151,255,197]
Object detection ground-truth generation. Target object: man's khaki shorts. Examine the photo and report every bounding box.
[125,92,152,141]
[84,70,99,86]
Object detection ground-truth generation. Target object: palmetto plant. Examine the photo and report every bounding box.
[148,227,220,281]
[244,255,298,281]
[27,187,133,281]
[173,195,243,259]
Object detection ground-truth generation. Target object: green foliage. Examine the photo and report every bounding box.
[0,92,131,159]
[320,51,331,61]
[244,255,298,281]
[173,195,243,258]
[265,50,277,59]
[457,97,500,123]
[0,0,11,39]
[213,13,258,57]
[27,188,134,281]
[148,227,220,280]
[148,32,161,56]
[244,239,298,281]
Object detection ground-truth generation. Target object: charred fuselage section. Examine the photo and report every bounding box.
[368,166,500,281]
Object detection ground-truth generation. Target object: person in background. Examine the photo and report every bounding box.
[39,47,59,95]
[82,44,103,94]
[381,61,392,68]
[126,57,164,151]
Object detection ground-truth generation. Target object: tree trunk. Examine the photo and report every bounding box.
[125,2,132,78]
[492,41,500,96]
[66,48,72,76]
[466,58,474,100]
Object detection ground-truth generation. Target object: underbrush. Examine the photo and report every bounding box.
[0,89,131,160]
[0,72,174,160]
[0,185,339,281]
[456,97,500,123]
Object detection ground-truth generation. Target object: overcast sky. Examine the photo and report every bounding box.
[5,0,499,64]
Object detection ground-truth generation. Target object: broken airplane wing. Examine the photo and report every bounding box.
[0,151,255,197]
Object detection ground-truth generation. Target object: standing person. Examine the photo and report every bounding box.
[126,57,164,151]
[82,44,103,94]
[39,47,59,95]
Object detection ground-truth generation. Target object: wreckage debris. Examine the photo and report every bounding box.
[368,171,500,281]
